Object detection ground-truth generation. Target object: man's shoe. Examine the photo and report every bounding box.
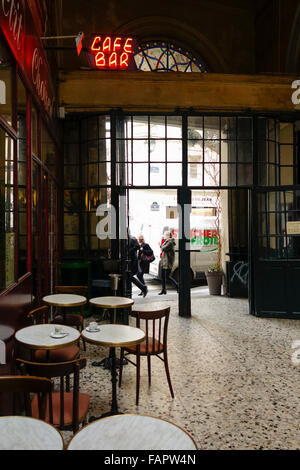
[138,291,143,296]
[143,287,148,298]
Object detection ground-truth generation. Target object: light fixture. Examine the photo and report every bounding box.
[41,32,84,56]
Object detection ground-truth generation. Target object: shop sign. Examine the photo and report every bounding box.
[0,0,54,117]
[151,202,160,211]
[0,0,25,60]
[87,35,136,70]
[287,221,300,235]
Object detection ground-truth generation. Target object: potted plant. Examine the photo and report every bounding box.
[205,188,223,295]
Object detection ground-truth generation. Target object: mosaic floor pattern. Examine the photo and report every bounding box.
[61,285,300,450]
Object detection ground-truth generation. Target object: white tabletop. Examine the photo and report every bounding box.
[82,324,145,348]
[43,293,87,307]
[67,414,197,450]
[89,296,134,309]
[0,416,64,450]
[15,324,81,350]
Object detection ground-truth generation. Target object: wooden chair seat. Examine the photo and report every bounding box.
[31,392,90,427]
[125,337,163,355]
[33,345,80,363]
[17,358,90,434]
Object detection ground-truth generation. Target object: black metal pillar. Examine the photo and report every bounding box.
[178,112,191,317]
[178,187,191,317]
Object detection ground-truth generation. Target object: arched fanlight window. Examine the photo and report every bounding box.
[134,41,207,72]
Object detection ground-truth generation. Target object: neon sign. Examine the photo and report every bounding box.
[88,35,136,70]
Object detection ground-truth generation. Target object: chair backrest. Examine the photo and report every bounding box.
[0,375,52,419]
[131,307,171,354]
[27,305,49,325]
[16,357,87,432]
[55,286,88,296]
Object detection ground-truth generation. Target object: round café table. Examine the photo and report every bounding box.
[67,414,197,450]
[43,293,87,322]
[15,324,81,360]
[0,416,64,450]
[82,324,145,418]
[89,296,134,323]
[89,296,134,369]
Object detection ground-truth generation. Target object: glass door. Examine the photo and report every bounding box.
[253,188,300,317]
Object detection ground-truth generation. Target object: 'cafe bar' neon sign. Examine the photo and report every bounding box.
[88,35,136,70]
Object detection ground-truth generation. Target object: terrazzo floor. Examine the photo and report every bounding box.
[61,282,300,450]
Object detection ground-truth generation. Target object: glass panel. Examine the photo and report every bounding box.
[150,163,165,185]
[87,117,98,140]
[133,163,148,185]
[167,140,182,162]
[204,164,220,186]
[150,116,165,138]
[280,145,293,166]
[88,163,99,186]
[204,117,219,139]
[42,124,56,175]
[237,117,252,140]
[257,213,267,236]
[204,141,219,162]
[0,42,12,125]
[98,116,110,139]
[287,236,300,260]
[280,167,294,185]
[238,141,252,163]
[64,143,79,165]
[0,130,15,289]
[188,117,203,140]
[133,140,148,162]
[17,80,27,279]
[268,140,277,163]
[237,164,252,185]
[258,141,268,163]
[221,163,236,186]
[221,117,236,140]
[133,116,148,138]
[88,142,98,162]
[268,119,277,141]
[257,117,268,140]
[64,190,82,213]
[64,214,79,234]
[31,106,38,156]
[64,120,79,143]
[99,139,110,161]
[64,165,80,187]
[134,42,207,73]
[188,164,203,186]
[167,164,182,185]
[150,140,165,162]
[64,236,79,250]
[188,141,203,163]
[167,116,182,138]
[279,123,293,144]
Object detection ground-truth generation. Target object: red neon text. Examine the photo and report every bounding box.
[89,35,134,70]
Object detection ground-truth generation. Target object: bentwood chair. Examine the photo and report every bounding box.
[53,286,88,350]
[0,375,52,420]
[17,358,90,434]
[26,305,80,363]
[118,307,174,405]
